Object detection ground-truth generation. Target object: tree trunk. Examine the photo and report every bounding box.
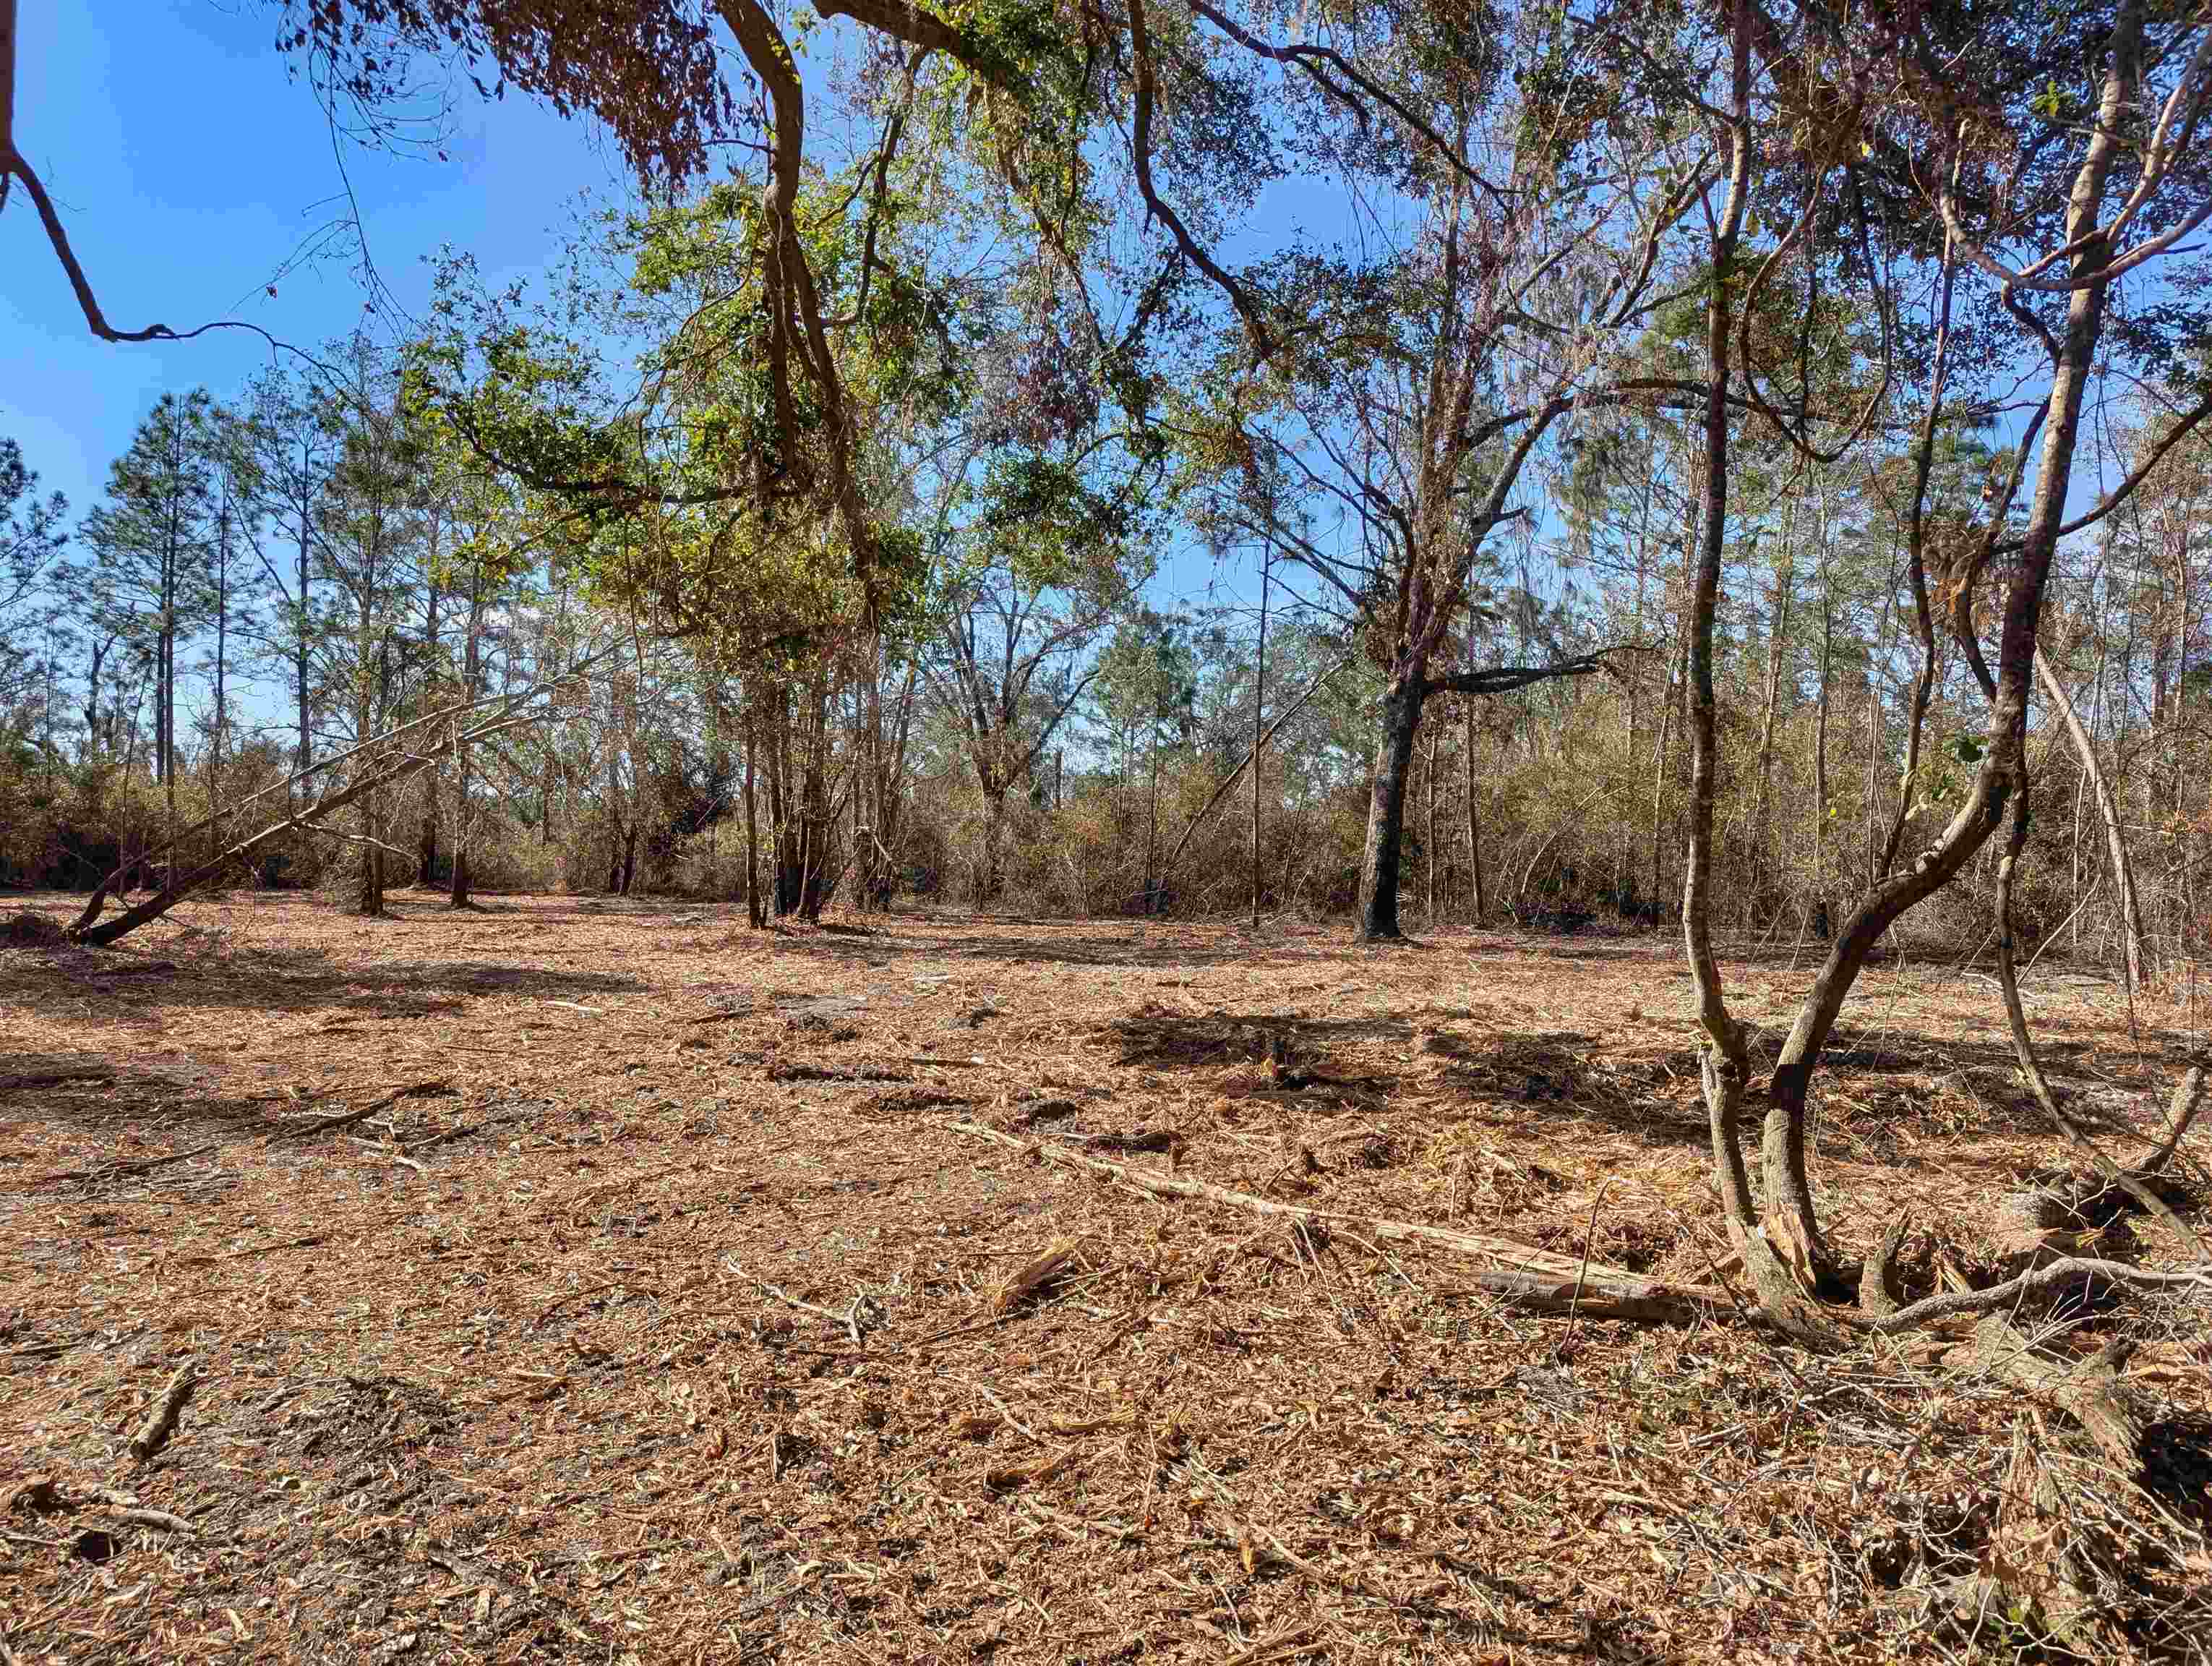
[1748,504,1796,928]
[450,610,479,909]
[1649,612,1685,919]
[418,542,441,888]
[295,440,314,781]
[212,500,231,869]
[1144,710,1162,914]
[743,709,763,927]
[1683,4,1827,1325]
[1812,572,1833,937]
[1465,698,1486,922]
[418,797,437,886]
[978,783,1008,907]
[1424,727,1439,924]
[2036,646,2146,992]
[1355,670,1424,941]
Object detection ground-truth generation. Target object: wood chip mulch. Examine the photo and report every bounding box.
[2,892,2208,1665]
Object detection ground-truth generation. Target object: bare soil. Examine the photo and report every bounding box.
[2,892,2208,1664]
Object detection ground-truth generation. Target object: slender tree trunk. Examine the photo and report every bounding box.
[212,500,230,869]
[1813,575,1833,936]
[2171,539,2190,825]
[1684,8,1762,1272]
[1749,508,1796,928]
[417,524,442,887]
[2036,646,2146,992]
[1649,612,1686,918]
[1618,433,1658,908]
[450,593,481,910]
[1750,0,2143,1315]
[1145,712,1162,914]
[1425,727,1440,924]
[744,707,762,927]
[295,442,314,781]
[1252,552,1268,930]
[1465,697,1485,922]
[160,497,177,860]
[979,782,1007,907]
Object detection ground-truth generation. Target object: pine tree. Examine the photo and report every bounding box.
[314,344,429,916]
[1,437,70,717]
[80,392,220,851]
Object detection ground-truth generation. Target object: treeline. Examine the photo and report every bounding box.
[4,351,2205,975]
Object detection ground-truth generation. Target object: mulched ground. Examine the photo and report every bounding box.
[1,890,2207,1665]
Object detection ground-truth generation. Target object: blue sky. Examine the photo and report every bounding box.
[2,3,631,517]
[1,4,1303,636]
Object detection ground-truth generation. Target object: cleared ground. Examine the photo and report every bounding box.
[1,891,2207,1664]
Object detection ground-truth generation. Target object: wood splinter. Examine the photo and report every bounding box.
[991,1238,1082,1315]
[130,1362,198,1462]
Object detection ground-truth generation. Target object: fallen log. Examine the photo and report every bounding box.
[2141,1064,2206,1178]
[948,1120,1730,1324]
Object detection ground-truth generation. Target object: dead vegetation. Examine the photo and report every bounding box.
[1,892,2208,1664]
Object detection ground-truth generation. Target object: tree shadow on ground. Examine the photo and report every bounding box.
[1095,1007,2109,1157]
[0,1050,312,1148]
[758,925,1358,973]
[0,942,650,1029]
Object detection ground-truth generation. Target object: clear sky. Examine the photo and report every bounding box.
[2,2,633,518]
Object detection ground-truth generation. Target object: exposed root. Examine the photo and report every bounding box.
[1861,1255,2208,1335]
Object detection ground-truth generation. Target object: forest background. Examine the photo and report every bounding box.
[2,0,2208,993]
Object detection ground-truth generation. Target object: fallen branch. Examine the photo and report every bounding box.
[129,1362,197,1461]
[267,1080,450,1142]
[34,1142,218,1187]
[401,1109,528,1153]
[949,1121,1728,1323]
[2140,1064,2206,1177]
[67,659,604,948]
[727,1259,870,1345]
[111,1507,195,1534]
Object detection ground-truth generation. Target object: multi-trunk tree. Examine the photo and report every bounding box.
[1666,0,2212,1328]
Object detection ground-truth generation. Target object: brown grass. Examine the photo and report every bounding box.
[2,890,2207,1664]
